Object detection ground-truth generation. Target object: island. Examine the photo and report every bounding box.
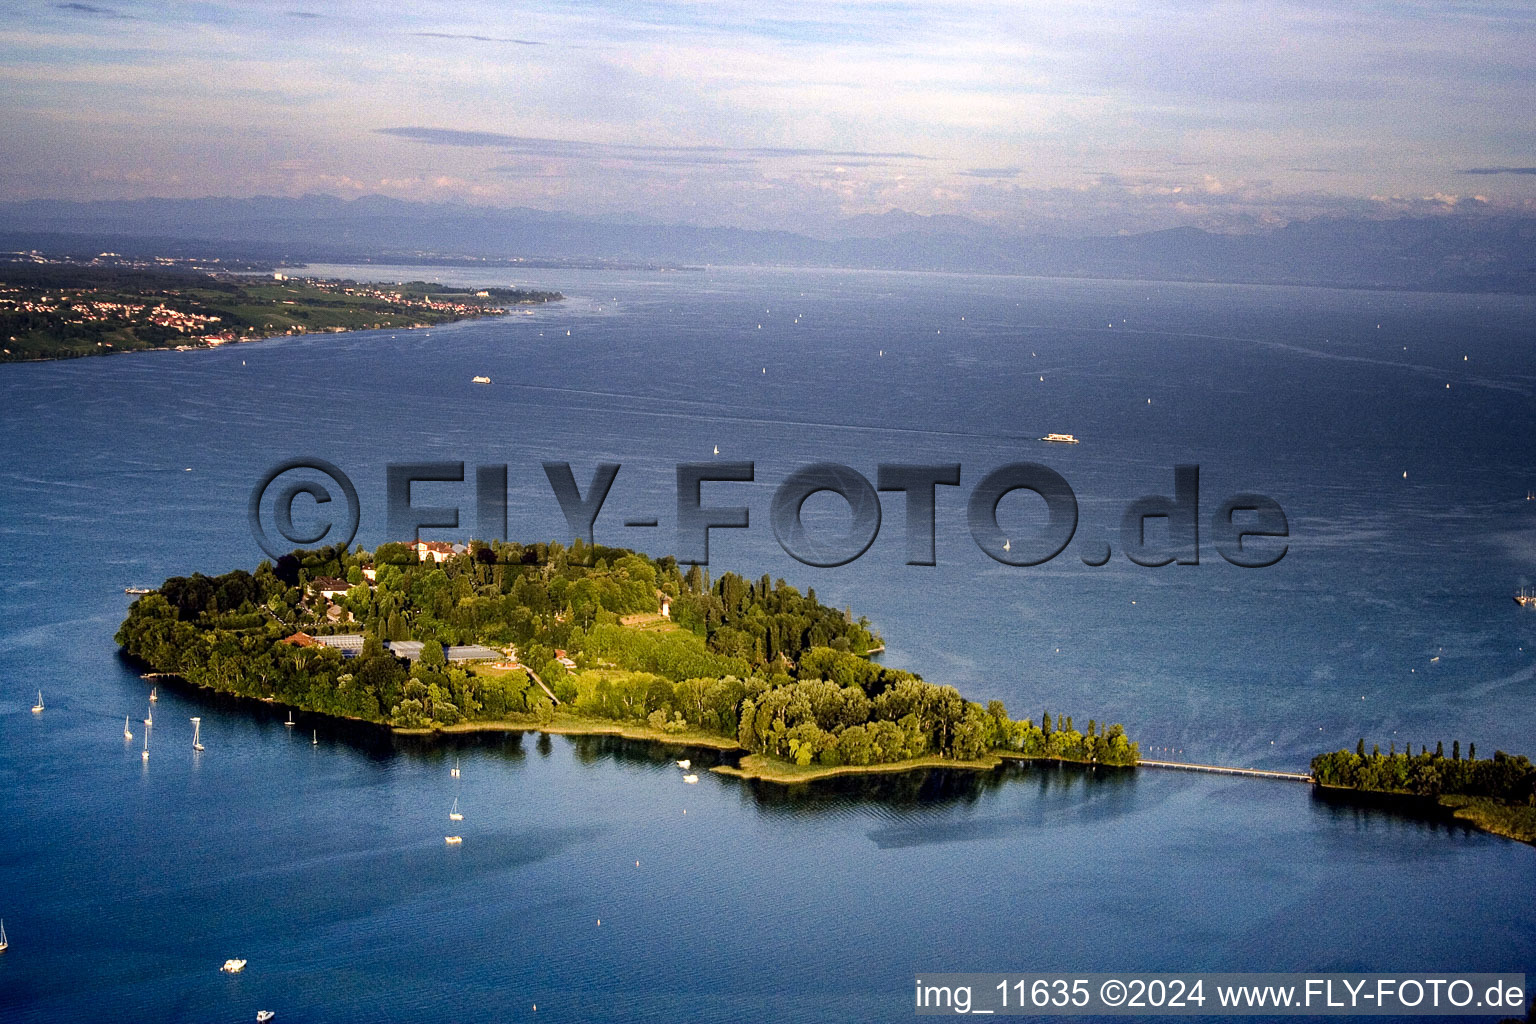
[1312,741,1536,844]
[114,539,1140,783]
[0,263,562,362]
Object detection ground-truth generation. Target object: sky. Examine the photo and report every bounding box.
[1,0,1534,236]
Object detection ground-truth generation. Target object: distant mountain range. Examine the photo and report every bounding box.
[2,195,1534,293]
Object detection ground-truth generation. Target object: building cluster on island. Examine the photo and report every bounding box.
[282,540,623,676]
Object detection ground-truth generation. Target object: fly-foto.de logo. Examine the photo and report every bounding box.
[249,459,1288,569]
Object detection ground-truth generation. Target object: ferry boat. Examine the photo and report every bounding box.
[1040,433,1080,444]
[221,958,247,973]
[471,375,491,384]
[445,835,463,845]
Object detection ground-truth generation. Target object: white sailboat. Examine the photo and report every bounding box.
[191,717,204,751]
[312,729,318,746]
[144,703,153,727]
[285,710,295,728]
[124,715,133,741]
[31,690,43,714]
[449,797,463,822]
[149,687,158,703]
[142,726,150,762]
[0,918,8,953]
[451,757,461,779]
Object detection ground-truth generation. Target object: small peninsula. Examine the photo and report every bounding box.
[114,540,1140,782]
[0,263,561,362]
[1312,742,1536,844]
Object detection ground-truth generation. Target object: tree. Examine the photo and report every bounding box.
[1357,738,1366,757]
[421,639,446,670]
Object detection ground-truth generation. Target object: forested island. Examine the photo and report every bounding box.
[1312,741,1536,843]
[114,540,1139,783]
[0,263,561,361]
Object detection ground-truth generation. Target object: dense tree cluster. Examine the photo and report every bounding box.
[1311,741,1536,803]
[116,540,1137,771]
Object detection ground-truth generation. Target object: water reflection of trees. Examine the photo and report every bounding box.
[1308,785,1481,840]
[743,760,1139,816]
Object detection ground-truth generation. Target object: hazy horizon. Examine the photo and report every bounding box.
[3,1,1534,238]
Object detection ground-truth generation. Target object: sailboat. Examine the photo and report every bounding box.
[712,445,720,455]
[449,797,463,822]
[451,757,461,779]
[144,704,153,726]
[0,918,7,953]
[142,727,150,762]
[285,710,295,728]
[124,715,133,741]
[149,687,158,703]
[31,690,44,714]
[191,717,204,751]
[1003,539,1011,553]
[312,729,318,746]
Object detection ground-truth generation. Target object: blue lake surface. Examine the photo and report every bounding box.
[1,266,1533,1021]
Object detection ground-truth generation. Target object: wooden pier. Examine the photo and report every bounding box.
[1139,758,1313,783]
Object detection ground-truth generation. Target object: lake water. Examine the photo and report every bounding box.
[2,266,1533,1022]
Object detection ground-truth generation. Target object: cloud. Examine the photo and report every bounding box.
[286,11,323,18]
[52,2,130,16]
[412,32,543,46]
[1459,167,1536,175]
[377,126,933,162]
[960,167,1021,178]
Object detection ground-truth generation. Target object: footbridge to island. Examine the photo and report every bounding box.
[1137,758,1313,783]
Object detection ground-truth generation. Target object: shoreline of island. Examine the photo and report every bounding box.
[125,659,1532,841]
[132,667,1115,784]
